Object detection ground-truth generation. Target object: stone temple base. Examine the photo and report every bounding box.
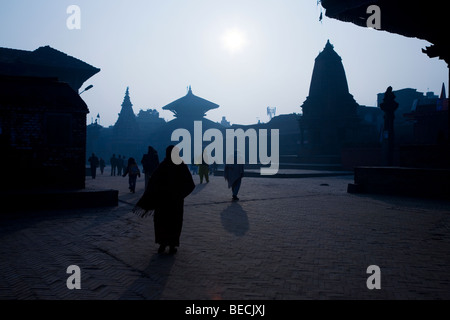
[347,167,450,200]
[1,188,119,213]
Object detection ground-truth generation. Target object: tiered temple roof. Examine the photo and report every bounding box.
[0,45,100,91]
[162,86,219,119]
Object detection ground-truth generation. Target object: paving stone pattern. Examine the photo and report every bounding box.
[1,171,450,300]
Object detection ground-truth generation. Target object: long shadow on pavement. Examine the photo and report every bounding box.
[120,253,176,300]
[220,202,249,237]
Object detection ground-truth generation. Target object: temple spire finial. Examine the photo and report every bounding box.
[121,86,133,108]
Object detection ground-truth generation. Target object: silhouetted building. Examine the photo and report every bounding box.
[136,108,166,135]
[409,94,448,144]
[320,0,449,142]
[400,84,450,168]
[163,86,219,120]
[0,76,89,190]
[230,113,301,163]
[112,87,141,157]
[299,40,361,163]
[374,87,447,145]
[321,0,450,198]
[376,88,426,145]
[86,87,167,162]
[0,45,100,191]
[0,46,100,92]
[146,86,224,158]
[220,116,231,128]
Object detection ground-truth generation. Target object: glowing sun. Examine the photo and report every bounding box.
[221,28,247,54]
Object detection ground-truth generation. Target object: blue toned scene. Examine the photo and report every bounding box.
[0,0,449,306]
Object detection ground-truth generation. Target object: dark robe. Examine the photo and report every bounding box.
[134,157,195,247]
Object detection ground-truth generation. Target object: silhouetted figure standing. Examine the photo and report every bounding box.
[380,86,399,166]
[190,157,198,175]
[123,157,141,193]
[110,154,117,176]
[224,151,244,201]
[117,155,124,176]
[88,153,99,179]
[141,146,160,190]
[198,150,210,184]
[133,145,195,254]
[99,158,106,175]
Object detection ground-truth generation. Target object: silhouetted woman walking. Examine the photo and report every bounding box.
[123,157,141,193]
[133,145,195,254]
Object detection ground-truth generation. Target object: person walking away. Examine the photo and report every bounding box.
[141,146,160,191]
[99,158,106,175]
[88,153,99,179]
[117,155,124,176]
[224,151,244,201]
[198,149,210,184]
[190,157,198,175]
[123,157,141,193]
[110,154,117,176]
[133,145,195,254]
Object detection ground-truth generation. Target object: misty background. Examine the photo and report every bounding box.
[1,0,447,126]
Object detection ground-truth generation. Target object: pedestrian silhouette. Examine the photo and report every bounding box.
[110,154,117,176]
[199,149,210,184]
[117,155,124,176]
[190,156,198,175]
[224,151,244,201]
[123,157,141,193]
[88,152,99,179]
[141,146,160,191]
[99,157,105,175]
[133,145,195,254]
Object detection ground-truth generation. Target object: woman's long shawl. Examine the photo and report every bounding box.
[133,159,195,218]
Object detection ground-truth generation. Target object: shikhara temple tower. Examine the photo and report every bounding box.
[112,87,140,156]
[115,87,137,130]
[299,40,360,160]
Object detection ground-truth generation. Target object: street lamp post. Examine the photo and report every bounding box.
[79,84,94,95]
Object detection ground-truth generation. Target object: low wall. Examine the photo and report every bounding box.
[348,166,450,200]
[1,189,119,213]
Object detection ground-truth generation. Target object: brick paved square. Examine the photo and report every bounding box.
[1,173,450,300]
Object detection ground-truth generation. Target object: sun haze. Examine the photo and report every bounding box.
[221,28,247,55]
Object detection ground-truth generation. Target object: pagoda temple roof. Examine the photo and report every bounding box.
[320,0,449,63]
[0,45,100,91]
[162,86,219,119]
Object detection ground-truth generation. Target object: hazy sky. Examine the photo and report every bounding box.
[1,0,448,126]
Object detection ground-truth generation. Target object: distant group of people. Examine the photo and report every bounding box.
[110,154,128,176]
[190,151,211,184]
[190,153,220,185]
[189,150,244,200]
[87,153,105,179]
[119,146,161,194]
[90,145,245,255]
